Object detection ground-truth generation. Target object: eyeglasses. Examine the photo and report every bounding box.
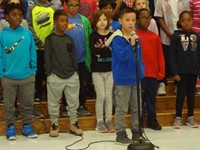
[67,4,80,9]
[138,17,152,20]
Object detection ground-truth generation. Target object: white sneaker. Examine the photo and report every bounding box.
[157,82,166,96]
[195,88,200,95]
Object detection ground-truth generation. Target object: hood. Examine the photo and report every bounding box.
[2,25,24,32]
[105,29,123,46]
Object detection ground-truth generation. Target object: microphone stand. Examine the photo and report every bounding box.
[127,41,154,150]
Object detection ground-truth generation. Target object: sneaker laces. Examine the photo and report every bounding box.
[23,124,35,135]
[52,123,59,130]
[73,122,80,129]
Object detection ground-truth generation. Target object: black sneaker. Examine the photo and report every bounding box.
[115,130,134,146]
[77,106,91,116]
[148,119,162,130]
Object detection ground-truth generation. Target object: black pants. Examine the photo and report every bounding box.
[176,74,197,117]
[158,44,170,85]
[35,50,46,100]
[141,77,158,123]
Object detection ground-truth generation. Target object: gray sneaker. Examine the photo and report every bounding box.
[115,130,134,146]
[32,107,44,119]
[77,106,91,116]
[95,120,108,133]
[132,130,150,144]
[187,116,198,128]
[173,117,182,129]
[60,110,68,117]
[105,120,115,133]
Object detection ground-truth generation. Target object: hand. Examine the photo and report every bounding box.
[130,34,139,46]
[173,75,181,82]
[38,43,44,49]
[95,38,107,48]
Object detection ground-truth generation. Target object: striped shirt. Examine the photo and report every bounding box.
[190,0,200,34]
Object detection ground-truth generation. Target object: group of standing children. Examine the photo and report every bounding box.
[1,0,200,146]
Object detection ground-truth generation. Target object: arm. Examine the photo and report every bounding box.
[156,36,165,79]
[29,32,37,75]
[0,33,3,78]
[111,0,122,19]
[169,34,180,81]
[112,36,135,62]
[26,5,44,48]
[44,36,52,76]
[156,17,173,38]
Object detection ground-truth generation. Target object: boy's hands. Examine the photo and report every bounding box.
[130,34,139,46]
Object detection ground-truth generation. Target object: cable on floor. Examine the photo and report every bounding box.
[65,135,115,150]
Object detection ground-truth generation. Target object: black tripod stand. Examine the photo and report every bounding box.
[127,42,154,150]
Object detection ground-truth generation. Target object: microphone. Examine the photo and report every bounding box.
[130,31,139,54]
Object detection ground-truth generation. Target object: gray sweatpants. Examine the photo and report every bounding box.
[2,75,35,125]
[92,72,113,122]
[114,85,141,132]
[47,72,79,125]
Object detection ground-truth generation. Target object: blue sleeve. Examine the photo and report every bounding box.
[111,36,135,62]
[29,32,37,75]
[0,32,4,78]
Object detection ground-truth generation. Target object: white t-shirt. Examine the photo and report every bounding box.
[169,0,179,31]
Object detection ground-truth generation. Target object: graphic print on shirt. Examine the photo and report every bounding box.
[67,22,83,30]
[79,2,91,18]
[5,36,24,54]
[180,34,197,52]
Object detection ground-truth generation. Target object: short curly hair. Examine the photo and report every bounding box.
[4,3,24,15]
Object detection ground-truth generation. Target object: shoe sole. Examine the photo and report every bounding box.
[77,113,91,116]
[70,130,83,136]
[115,141,130,146]
[174,125,181,129]
[108,129,116,133]
[186,123,199,128]
[32,115,44,119]
[22,132,38,138]
[95,128,108,133]
[7,136,16,140]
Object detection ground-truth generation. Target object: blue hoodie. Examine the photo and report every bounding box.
[109,30,144,86]
[0,26,37,79]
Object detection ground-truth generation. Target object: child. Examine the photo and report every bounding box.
[44,9,82,137]
[89,10,114,133]
[107,7,148,145]
[154,0,190,96]
[0,0,28,36]
[99,0,121,32]
[0,0,4,20]
[135,8,165,130]
[79,0,98,22]
[169,11,200,129]
[26,0,55,102]
[133,0,158,35]
[0,3,37,140]
[64,0,92,116]
[0,0,44,119]
[190,0,200,95]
